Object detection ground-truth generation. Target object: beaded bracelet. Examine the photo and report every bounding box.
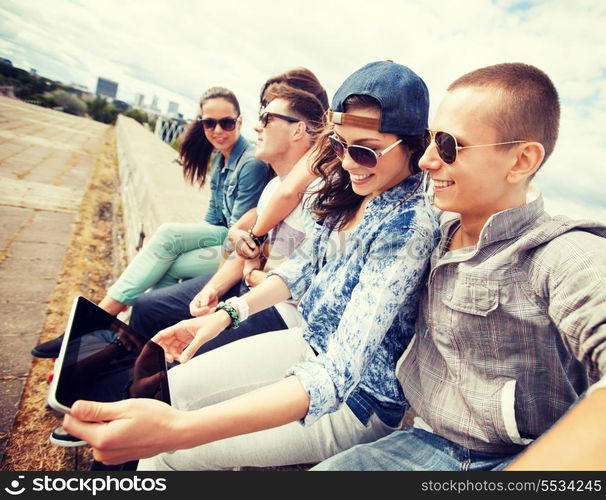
[215,301,240,329]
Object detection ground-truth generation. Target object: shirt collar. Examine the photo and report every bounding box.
[439,188,545,247]
[320,173,425,230]
[366,172,424,212]
[220,135,249,171]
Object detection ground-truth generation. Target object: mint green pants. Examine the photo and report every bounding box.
[107,222,228,305]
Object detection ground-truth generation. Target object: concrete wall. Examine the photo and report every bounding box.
[115,115,210,260]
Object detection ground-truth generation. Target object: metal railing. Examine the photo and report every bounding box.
[154,117,188,144]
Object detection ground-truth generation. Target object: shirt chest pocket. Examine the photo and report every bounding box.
[436,277,502,362]
[441,278,499,317]
[438,270,541,360]
[224,174,238,197]
[225,175,238,195]
[222,173,238,212]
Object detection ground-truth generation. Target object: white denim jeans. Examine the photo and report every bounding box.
[137,328,397,470]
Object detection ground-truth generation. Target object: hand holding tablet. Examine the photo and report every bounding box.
[47,297,171,442]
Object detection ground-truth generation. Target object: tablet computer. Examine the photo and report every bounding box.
[47,296,171,416]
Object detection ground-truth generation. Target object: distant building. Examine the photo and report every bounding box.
[151,95,159,110]
[134,93,145,107]
[66,83,94,101]
[68,82,92,100]
[69,83,89,92]
[96,77,118,99]
[167,100,179,117]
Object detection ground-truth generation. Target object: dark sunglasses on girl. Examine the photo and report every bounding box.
[197,116,239,131]
[328,134,402,169]
[425,129,527,164]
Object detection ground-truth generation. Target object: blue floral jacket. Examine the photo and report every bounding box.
[270,173,439,426]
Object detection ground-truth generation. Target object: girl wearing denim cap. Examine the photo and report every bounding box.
[63,61,439,470]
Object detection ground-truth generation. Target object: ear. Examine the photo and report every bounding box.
[506,142,545,184]
[291,121,308,141]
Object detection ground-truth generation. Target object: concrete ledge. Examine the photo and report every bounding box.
[115,115,210,260]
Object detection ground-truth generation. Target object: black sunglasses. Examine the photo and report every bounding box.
[328,134,402,169]
[426,130,527,164]
[259,111,302,128]
[197,116,239,131]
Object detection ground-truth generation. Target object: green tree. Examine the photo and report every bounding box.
[121,108,149,125]
[52,89,87,116]
[38,94,57,108]
[169,135,182,151]
[87,97,119,124]
[1,61,57,101]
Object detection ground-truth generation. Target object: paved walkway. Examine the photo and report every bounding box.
[0,96,108,460]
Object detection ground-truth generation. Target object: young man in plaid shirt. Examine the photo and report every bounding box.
[314,62,606,471]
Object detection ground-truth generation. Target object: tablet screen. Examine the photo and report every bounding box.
[51,296,170,410]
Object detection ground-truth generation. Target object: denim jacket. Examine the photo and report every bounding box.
[204,136,269,227]
[398,194,606,453]
[270,173,439,426]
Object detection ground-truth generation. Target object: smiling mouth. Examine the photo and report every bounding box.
[433,179,455,189]
[351,173,374,184]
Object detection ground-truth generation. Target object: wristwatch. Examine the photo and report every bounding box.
[248,227,268,248]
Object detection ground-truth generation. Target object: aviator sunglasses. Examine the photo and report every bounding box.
[197,116,239,131]
[426,130,527,164]
[329,134,402,168]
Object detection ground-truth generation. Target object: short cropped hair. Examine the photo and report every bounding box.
[263,83,326,143]
[448,63,560,168]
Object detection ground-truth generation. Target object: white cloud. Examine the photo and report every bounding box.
[1,0,605,218]
[543,193,606,223]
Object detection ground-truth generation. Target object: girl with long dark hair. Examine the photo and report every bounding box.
[32,87,269,357]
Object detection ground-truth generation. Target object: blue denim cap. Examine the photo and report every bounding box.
[331,61,429,136]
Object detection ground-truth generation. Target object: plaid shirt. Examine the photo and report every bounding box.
[398,194,606,454]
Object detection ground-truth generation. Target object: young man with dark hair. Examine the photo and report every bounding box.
[127,83,325,358]
[313,62,606,471]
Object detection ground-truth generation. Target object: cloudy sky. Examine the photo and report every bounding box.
[1,0,605,221]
